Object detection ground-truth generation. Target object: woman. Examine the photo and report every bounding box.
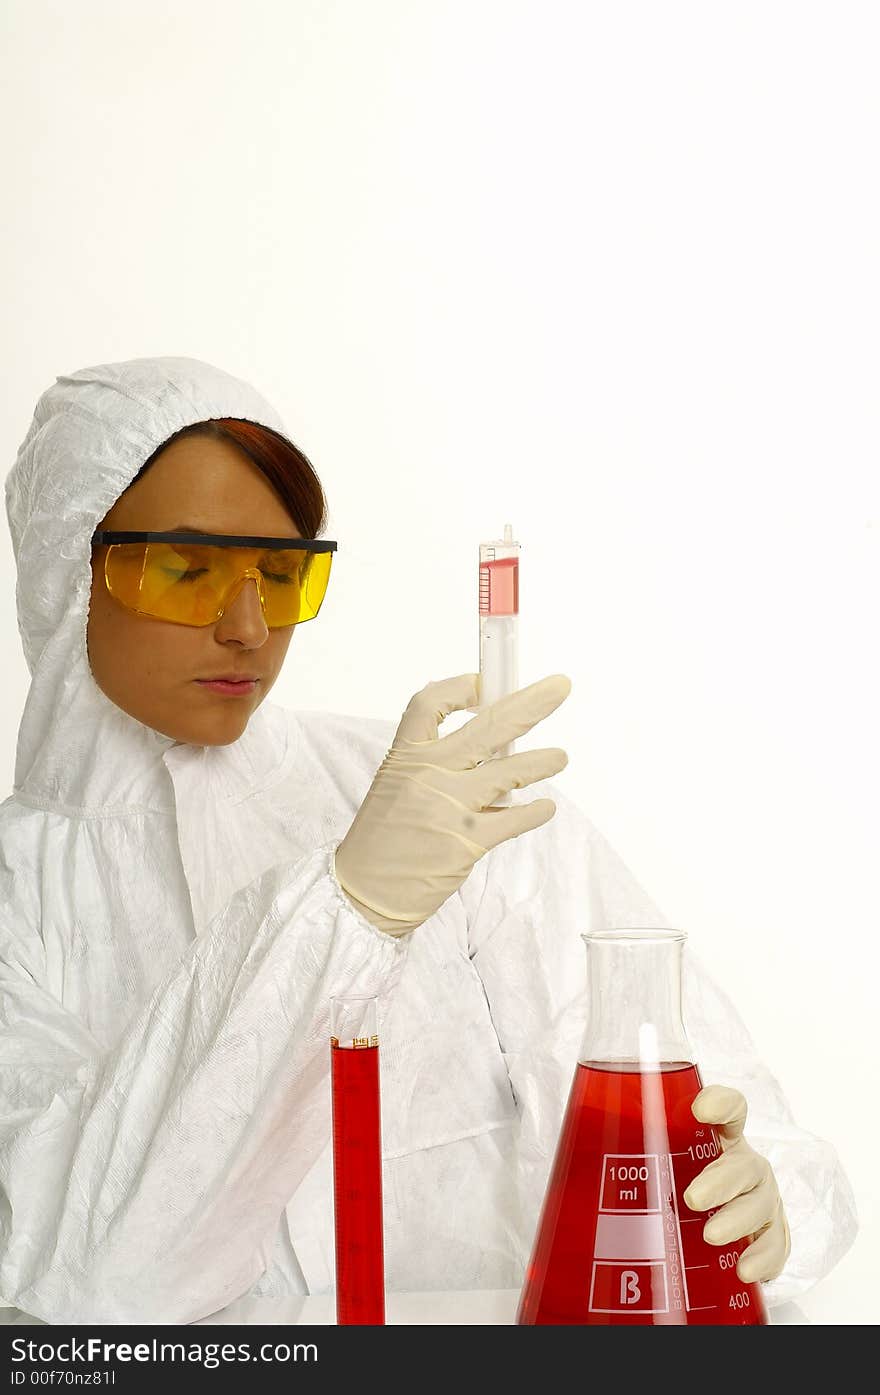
[0,356,856,1324]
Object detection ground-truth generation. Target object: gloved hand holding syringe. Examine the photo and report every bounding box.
[334,523,573,935]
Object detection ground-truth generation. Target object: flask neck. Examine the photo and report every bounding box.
[579,932,693,1068]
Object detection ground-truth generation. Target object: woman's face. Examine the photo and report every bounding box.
[87,433,301,746]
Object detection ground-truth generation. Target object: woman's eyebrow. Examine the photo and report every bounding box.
[166,524,294,536]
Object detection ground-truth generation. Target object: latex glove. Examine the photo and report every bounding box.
[683,1084,791,1284]
[333,672,571,936]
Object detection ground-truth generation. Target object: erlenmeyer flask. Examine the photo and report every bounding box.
[516,929,769,1325]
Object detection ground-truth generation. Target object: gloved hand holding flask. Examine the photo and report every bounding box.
[517,929,787,1325]
[685,1084,791,1284]
[333,672,572,935]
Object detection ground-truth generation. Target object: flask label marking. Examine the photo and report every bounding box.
[589,1153,678,1313]
[589,1261,668,1314]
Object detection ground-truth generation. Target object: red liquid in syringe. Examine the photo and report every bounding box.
[517,1061,768,1325]
[331,1042,385,1325]
[478,555,519,616]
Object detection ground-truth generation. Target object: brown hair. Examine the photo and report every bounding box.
[128,418,329,537]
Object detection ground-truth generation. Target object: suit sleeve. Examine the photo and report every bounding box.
[0,841,407,1324]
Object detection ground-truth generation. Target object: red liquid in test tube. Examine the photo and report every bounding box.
[330,996,385,1325]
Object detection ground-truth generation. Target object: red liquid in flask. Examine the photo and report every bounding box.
[517,1062,768,1325]
[331,1042,385,1324]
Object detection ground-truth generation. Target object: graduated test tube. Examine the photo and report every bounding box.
[330,995,385,1325]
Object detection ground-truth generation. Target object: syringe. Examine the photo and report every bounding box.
[477,524,520,808]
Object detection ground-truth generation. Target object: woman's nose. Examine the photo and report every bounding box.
[213,575,269,641]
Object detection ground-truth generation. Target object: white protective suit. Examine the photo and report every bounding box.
[0,357,857,1325]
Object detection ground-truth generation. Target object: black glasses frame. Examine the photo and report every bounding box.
[91,530,337,552]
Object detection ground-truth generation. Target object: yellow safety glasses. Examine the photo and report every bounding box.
[90,530,336,629]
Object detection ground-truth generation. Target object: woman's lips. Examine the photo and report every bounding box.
[195,678,258,696]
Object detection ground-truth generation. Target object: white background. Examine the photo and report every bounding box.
[1,1,877,1322]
